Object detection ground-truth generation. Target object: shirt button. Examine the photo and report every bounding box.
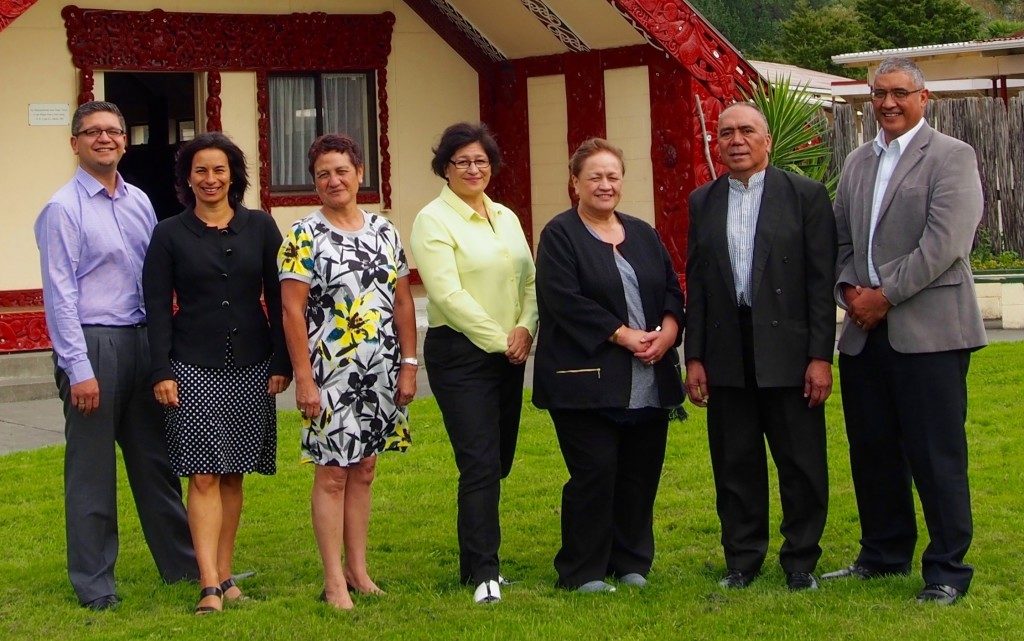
[771,320,779,327]
[220,229,229,235]
[232,327,239,335]
[221,273,228,280]
[225,248,233,256]
[775,288,782,295]
[222,300,230,307]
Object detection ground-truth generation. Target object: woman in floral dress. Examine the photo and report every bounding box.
[279,134,416,610]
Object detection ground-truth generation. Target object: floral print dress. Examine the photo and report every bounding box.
[278,210,411,466]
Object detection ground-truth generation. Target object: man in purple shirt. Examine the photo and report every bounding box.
[34,101,196,610]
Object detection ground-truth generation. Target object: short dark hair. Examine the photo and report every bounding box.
[430,122,502,179]
[307,134,364,179]
[569,138,626,177]
[72,101,126,135]
[173,132,249,209]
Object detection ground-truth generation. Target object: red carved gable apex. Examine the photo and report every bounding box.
[0,0,38,32]
[608,0,759,101]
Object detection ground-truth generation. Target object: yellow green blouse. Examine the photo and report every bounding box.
[410,185,538,353]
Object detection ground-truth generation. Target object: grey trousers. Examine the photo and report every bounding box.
[55,325,196,604]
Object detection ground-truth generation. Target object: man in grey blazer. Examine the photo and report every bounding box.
[823,58,986,605]
[685,103,836,591]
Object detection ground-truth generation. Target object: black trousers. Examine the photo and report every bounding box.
[550,408,669,588]
[706,306,828,574]
[55,326,196,604]
[424,326,524,585]
[839,322,974,590]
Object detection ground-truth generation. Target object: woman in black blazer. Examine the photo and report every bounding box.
[533,138,684,593]
[143,132,291,614]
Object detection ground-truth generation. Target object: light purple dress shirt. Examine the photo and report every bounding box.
[34,167,157,385]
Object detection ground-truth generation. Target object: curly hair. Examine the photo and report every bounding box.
[174,132,249,208]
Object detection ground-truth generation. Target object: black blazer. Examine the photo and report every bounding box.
[143,205,291,384]
[684,166,836,388]
[532,209,685,409]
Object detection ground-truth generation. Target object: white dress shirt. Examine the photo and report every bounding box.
[726,169,766,306]
[868,118,926,286]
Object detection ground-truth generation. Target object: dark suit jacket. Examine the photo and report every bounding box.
[684,166,836,388]
[143,205,291,384]
[532,209,685,409]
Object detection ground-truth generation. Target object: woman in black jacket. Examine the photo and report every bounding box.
[143,132,291,614]
[533,138,684,593]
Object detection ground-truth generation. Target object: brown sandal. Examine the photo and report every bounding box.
[194,586,223,615]
[220,577,251,602]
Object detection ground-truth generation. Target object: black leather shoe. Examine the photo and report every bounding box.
[718,569,759,589]
[786,572,819,591]
[82,595,120,611]
[820,563,906,580]
[916,584,965,605]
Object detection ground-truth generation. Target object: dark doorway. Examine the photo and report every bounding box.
[104,72,196,220]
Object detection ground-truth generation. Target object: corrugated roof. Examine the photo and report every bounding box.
[832,36,1024,65]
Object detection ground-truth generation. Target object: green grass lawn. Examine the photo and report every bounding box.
[2,343,1023,641]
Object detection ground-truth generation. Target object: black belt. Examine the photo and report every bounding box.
[82,322,147,329]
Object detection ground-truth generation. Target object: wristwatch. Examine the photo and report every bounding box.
[400,357,420,367]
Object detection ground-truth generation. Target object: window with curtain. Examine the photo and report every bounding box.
[269,72,378,192]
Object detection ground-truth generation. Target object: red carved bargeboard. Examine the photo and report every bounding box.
[0,0,37,33]
[61,6,395,212]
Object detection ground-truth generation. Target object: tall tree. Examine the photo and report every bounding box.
[765,0,868,77]
[855,0,984,48]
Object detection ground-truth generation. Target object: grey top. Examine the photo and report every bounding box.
[584,222,659,409]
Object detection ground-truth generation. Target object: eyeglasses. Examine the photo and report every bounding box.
[449,158,490,170]
[74,127,127,139]
[870,88,924,102]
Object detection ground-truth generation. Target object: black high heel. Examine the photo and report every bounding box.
[194,586,223,615]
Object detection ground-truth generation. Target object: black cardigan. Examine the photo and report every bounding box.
[532,209,685,409]
[143,205,291,384]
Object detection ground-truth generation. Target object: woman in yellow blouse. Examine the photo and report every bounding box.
[410,122,538,605]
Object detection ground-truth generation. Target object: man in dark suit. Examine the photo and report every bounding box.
[822,57,986,606]
[685,102,837,591]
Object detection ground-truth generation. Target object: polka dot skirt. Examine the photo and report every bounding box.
[165,339,277,476]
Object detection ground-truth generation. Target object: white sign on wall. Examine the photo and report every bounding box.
[28,103,71,126]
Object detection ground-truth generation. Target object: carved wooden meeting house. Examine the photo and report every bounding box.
[0,0,759,353]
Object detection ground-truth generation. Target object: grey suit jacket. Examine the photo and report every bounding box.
[834,122,987,355]
[685,166,837,388]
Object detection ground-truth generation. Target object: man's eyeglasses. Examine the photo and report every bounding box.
[74,128,127,139]
[449,158,490,170]
[870,88,924,102]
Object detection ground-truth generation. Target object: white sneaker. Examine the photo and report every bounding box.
[473,579,501,604]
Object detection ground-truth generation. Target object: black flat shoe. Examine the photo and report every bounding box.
[786,572,819,591]
[916,584,965,605]
[719,569,759,589]
[82,595,120,611]
[194,586,223,615]
[820,563,908,580]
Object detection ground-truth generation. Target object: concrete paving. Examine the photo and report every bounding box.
[2,325,1022,456]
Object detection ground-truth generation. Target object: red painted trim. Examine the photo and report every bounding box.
[563,52,606,206]
[206,71,222,132]
[61,6,394,216]
[480,63,533,247]
[401,0,494,74]
[0,0,37,33]
[0,288,43,307]
[0,311,50,353]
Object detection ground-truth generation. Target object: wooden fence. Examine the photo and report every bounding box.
[831,96,1024,254]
